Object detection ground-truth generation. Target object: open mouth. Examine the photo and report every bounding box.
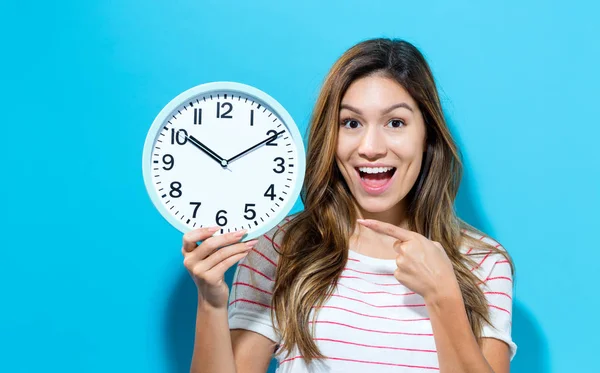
[355,166,397,190]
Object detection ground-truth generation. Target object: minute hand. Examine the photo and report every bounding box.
[227,130,285,164]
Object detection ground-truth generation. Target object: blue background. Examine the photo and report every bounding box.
[1,1,598,372]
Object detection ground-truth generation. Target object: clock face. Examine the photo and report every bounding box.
[142,82,305,240]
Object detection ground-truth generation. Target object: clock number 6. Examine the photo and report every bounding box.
[273,157,285,173]
[244,204,257,220]
[216,210,228,226]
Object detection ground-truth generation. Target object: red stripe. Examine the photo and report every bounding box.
[348,258,361,262]
[489,304,511,315]
[314,337,437,353]
[280,355,439,370]
[337,283,416,296]
[497,260,510,264]
[330,294,426,308]
[340,275,403,286]
[471,250,492,271]
[484,291,512,300]
[238,264,273,281]
[465,247,473,255]
[276,224,286,233]
[262,234,280,249]
[486,276,512,283]
[478,276,512,286]
[250,248,277,267]
[229,298,272,309]
[309,320,433,336]
[316,305,429,323]
[343,267,395,276]
[233,282,272,295]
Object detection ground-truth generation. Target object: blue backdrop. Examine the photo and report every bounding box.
[1,1,598,372]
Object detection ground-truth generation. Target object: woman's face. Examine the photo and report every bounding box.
[335,74,427,218]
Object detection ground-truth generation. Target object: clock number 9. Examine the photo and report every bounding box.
[273,157,285,173]
[216,210,228,226]
[162,154,174,170]
[170,181,182,198]
[171,129,188,145]
[244,204,256,220]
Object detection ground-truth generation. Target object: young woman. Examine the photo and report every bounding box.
[182,38,516,373]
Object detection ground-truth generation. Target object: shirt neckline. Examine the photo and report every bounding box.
[348,249,397,266]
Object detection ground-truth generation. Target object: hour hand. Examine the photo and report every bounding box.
[227,130,285,164]
[187,135,228,167]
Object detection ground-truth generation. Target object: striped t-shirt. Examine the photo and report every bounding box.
[228,221,516,372]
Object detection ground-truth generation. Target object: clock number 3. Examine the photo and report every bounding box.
[273,157,285,173]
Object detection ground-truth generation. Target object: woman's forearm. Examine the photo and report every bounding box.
[425,282,494,373]
[190,297,237,373]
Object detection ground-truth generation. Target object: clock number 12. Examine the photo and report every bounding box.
[216,102,233,119]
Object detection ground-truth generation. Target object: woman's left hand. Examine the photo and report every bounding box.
[357,219,459,301]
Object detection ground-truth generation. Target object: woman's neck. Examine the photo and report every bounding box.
[350,202,410,260]
[356,200,409,229]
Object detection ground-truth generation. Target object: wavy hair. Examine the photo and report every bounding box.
[270,38,514,363]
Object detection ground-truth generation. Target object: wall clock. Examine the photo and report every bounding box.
[142,82,305,240]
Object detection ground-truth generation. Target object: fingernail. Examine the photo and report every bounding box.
[245,240,259,249]
[233,229,247,238]
[208,226,220,232]
[357,219,367,224]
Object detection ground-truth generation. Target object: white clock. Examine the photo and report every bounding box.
[142,82,306,240]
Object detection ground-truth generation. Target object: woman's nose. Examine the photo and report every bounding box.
[357,126,387,159]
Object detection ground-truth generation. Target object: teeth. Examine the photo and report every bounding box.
[358,166,394,174]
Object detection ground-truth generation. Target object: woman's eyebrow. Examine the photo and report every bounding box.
[340,102,414,115]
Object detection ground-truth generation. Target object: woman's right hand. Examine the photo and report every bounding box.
[182,226,258,310]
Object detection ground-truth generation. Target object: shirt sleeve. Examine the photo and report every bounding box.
[479,253,518,360]
[227,225,282,343]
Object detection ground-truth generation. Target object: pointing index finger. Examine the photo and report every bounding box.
[357,219,414,242]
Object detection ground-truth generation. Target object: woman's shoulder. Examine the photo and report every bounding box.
[253,213,298,264]
[459,228,511,274]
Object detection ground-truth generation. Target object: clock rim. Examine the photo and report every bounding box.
[142,81,306,241]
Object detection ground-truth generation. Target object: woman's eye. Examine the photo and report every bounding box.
[341,119,361,129]
[387,119,405,128]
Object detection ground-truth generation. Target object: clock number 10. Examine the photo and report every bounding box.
[171,129,188,145]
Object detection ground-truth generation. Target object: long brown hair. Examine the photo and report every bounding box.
[270,38,514,363]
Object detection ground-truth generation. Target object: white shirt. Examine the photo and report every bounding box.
[228,221,516,372]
